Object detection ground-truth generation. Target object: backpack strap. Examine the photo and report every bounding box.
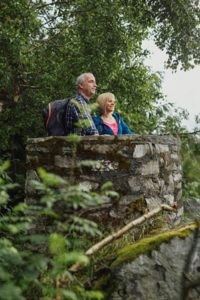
[45,103,52,129]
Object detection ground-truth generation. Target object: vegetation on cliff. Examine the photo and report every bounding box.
[111,223,197,268]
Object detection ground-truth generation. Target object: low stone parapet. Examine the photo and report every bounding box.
[25,135,182,229]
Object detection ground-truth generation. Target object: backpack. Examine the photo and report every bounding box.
[42,98,71,136]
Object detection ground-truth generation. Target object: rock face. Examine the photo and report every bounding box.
[25,135,182,228]
[107,224,200,300]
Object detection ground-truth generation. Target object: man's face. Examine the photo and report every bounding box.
[79,74,97,99]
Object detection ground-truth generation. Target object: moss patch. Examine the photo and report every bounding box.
[111,223,198,268]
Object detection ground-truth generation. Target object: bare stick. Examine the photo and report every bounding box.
[69,204,176,273]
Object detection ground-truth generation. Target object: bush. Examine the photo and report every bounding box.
[0,162,108,300]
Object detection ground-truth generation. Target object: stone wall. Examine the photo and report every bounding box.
[25,135,182,229]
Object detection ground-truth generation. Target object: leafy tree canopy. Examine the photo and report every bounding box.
[0,0,199,151]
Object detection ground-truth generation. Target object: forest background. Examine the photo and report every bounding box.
[0,1,200,299]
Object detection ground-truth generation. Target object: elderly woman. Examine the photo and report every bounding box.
[93,92,133,135]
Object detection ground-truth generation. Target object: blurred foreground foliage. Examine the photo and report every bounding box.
[0,161,118,300]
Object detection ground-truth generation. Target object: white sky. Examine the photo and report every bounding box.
[144,40,200,131]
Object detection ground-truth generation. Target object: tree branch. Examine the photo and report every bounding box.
[179,130,200,136]
[69,204,176,273]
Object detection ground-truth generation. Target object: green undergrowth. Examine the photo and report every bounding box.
[89,214,168,272]
[78,214,170,289]
[79,217,167,292]
[111,223,198,268]
[76,231,134,289]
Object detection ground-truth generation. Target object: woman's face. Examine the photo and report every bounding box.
[105,98,116,113]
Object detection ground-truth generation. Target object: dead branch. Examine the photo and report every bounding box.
[69,204,176,273]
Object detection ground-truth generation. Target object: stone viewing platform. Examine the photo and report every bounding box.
[25,135,183,228]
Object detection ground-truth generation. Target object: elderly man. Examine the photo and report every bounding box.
[65,73,99,135]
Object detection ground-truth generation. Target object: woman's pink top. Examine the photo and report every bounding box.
[103,120,118,135]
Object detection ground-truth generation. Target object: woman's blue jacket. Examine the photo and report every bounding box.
[93,112,133,135]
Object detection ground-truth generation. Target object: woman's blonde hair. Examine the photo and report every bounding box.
[96,92,116,113]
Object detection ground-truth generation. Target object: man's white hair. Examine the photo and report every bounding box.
[76,73,94,87]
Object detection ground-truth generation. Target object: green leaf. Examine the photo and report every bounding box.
[49,233,66,256]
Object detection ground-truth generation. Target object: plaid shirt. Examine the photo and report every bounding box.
[65,93,98,136]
